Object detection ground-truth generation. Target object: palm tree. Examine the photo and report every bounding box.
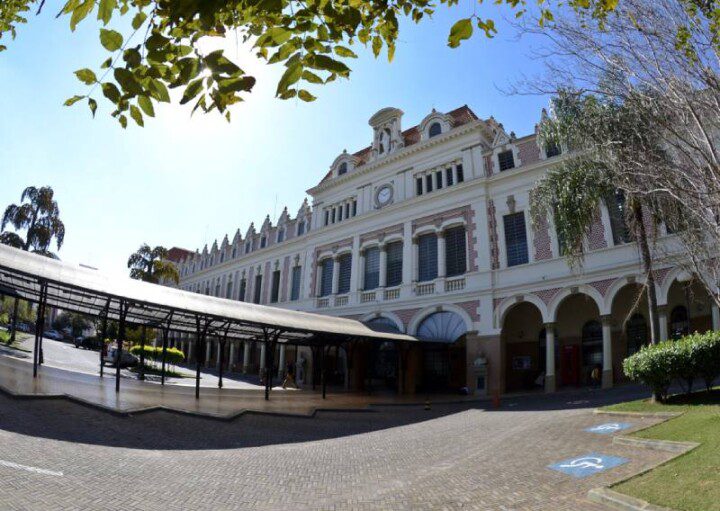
[1,186,65,344]
[127,244,179,378]
[127,244,179,284]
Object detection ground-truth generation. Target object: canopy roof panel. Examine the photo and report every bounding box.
[0,245,417,345]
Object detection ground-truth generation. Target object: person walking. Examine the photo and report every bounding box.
[282,361,297,389]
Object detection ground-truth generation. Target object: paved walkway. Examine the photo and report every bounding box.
[0,388,674,510]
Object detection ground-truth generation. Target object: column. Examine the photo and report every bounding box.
[658,305,669,342]
[712,303,720,331]
[229,342,236,372]
[331,255,340,295]
[379,244,388,288]
[350,235,361,295]
[437,231,446,279]
[412,237,419,283]
[278,345,286,378]
[187,340,193,364]
[215,340,222,369]
[259,342,266,371]
[242,341,251,373]
[357,249,366,291]
[601,315,613,389]
[205,339,212,367]
[544,323,556,393]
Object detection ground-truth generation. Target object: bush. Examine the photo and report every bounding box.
[623,330,720,401]
[127,345,185,366]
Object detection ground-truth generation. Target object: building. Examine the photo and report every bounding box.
[168,105,720,396]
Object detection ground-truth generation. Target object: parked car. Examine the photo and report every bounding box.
[102,347,138,368]
[44,330,63,340]
[74,336,102,350]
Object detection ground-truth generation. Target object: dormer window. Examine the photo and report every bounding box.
[545,143,561,158]
[231,247,236,258]
[260,236,267,248]
[277,228,285,243]
[338,162,348,176]
[245,242,252,254]
[429,122,442,138]
[297,220,305,236]
[220,253,224,263]
[498,150,515,171]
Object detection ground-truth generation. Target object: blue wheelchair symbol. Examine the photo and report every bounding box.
[585,422,632,435]
[548,453,629,478]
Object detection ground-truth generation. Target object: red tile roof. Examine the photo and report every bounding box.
[166,247,194,263]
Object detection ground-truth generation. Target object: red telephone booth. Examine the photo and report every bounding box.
[561,345,580,386]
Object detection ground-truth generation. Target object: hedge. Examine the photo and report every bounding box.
[623,330,720,401]
[128,345,185,366]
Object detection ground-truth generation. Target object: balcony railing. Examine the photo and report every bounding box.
[415,282,435,296]
[316,297,330,308]
[445,276,466,292]
[334,295,349,307]
[384,287,400,300]
[360,290,376,303]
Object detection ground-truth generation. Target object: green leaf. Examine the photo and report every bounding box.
[307,55,350,75]
[334,46,357,58]
[64,95,85,106]
[256,27,292,47]
[74,68,97,85]
[70,0,95,31]
[180,79,204,105]
[114,68,143,95]
[276,63,302,95]
[148,79,170,103]
[218,76,256,93]
[130,105,144,127]
[301,70,323,84]
[101,82,121,103]
[131,11,147,30]
[298,89,316,102]
[448,18,473,48]
[88,98,98,117]
[137,96,155,117]
[100,29,123,52]
[119,114,128,129]
[97,0,117,25]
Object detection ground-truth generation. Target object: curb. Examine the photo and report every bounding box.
[593,409,682,419]
[613,436,699,454]
[588,487,676,511]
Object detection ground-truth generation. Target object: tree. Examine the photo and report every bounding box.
[127,244,179,284]
[53,311,92,337]
[0,0,630,127]
[127,243,178,378]
[1,186,65,344]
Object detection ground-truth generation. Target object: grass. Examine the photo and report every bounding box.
[0,330,32,352]
[604,390,720,511]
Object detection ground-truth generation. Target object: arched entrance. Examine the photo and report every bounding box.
[554,293,601,387]
[666,278,713,338]
[365,317,401,391]
[501,302,546,392]
[609,282,651,382]
[415,311,467,392]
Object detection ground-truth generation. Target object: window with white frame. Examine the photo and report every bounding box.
[386,241,403,287]
[338,253,352,294]
[363,247,380,290]
[498,150,515,171]
[297,220,306,236]
[238,278,247,301]
[277,228,285,243]
[253,274,262,303]
[418,233,438,282]
[290,266,302,301]
[226,280,233,298]
[319,258,333,297]
[504,212,529,266]
[260,236,267,248]
[429,122,442,138]
[444,226,467,277]
[270,270,281,303]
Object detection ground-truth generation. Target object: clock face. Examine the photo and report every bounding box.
[376,185,393,208]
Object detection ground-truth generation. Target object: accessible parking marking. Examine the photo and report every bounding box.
[0,459,63,477]
[585,422,632,435]
[548,453,628,479]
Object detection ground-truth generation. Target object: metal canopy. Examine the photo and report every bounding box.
[0,244,417,346]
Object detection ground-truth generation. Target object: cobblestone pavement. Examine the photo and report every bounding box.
[0,389,674,511]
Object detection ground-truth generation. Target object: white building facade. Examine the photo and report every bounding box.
[170,105,720,396]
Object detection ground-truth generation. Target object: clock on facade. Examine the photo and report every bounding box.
[374,184,394,209]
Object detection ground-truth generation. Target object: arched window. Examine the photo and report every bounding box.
[429,122,442,138]
[670,305,689,339]
[416,311,467,343]
[338,162,348,175]
[581,320,603,368]
[626,313,647,355]
[366,317,401,334]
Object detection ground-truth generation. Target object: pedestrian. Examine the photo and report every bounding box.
[283,361,297,389]
[590,365,601,387]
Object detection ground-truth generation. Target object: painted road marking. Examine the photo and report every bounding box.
[585,422,632,435]
[548,453,628,478]
[0,459,63,477]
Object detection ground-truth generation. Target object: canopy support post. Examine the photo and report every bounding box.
[160,311,174,386]
[321,344,327,400]
[116,300,129,393]
[98,299,110,378]
[32,281,48,378]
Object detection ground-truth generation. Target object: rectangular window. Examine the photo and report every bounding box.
[226,281,233,299]
[456,164,464,183]
[319,259,333,297]
[345,203,350,219]
[270,270,281,303]
[418,233,438,282]
[446,167,454,186]
[290,266,302,301]
[338,254,352,294]
[253,274,262,303]
[238,278,247,302]
[277,229,284,243]
[352,200,357,216]
[416,177,424,196]
[498,150,515,171]
[546,143,561,158]
[504,212,529,267]
[364,247,380,290]
[338,206,343,222]
[435,171,443,190]
[445,226,467,277]
[324,211,329,226]
[386,241,403,287]
[297,220,305,236]
[607,191,631,245]
[260,236,267,248]
[331,208,336,223]
[425,174,433,193]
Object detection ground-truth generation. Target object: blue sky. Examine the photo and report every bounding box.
[0,4,549,276]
